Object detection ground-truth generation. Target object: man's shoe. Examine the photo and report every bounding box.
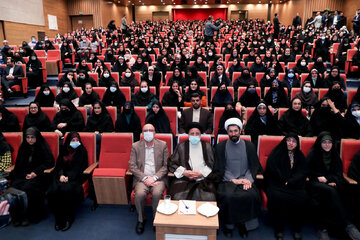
[21,219,29,227]
[61,221,72,231]
[318,229,330,240]
[275,231,284,240]
[238,223,248,238]
[293,231,302,240]
[346,224,360,240]
[223,225,233,238]
[136,221,145,234]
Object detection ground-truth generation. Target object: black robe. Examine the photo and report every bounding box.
[51,101,85,134]
[145,108,171,134]
[278,108,312,136]
[161,89,184,108]
[23,110,51,132]
[115,110,142,142]
[79,91,100,107]
[86,109,114,133]
[34,87,55,107]
[102,87,126,114]
[0,106,20,132]
[132,90,155,107]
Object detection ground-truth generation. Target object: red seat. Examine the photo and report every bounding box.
[111,72,119,84]
[9,64,28,95]
[288,62,296,70]
[34,50,46,58]
[300,137,316,157]
[46,50,62,73]
[213,107,242,138]
[92,87,107,100]
[300,73,309,85]
[331,43,340,65]
[41,107,57,122]
[255,72,265,85]
[217,134,251,143]
[77,107,87,126]
[7,107,28,131]
[118,86,131,102]
[92,133,133,204]
[42,132,59,161]
[246,107,256,121]
[159,86,170,103]
[37,57,47,83]
[134,106,147,128]
[345,49,359,75]
[106,106,117,127]
[232,72,242,83]
[3,133,22,165]
[88,73,99,85]
[178,134,211,144]
[278,108,307,119]
[198,72,207,86]
[134,86,156,95]
[238,87,261,101]
[163,107,178,135]
[290,88,301,98]
[318,88,328,100]
[211,87,234,103]
[347,89,357,106]
[341,139,360,175]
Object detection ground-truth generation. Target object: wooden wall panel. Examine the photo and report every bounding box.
[4,0,69,45]
[343,0,360,29]
[67,0,102,27]
[101,1,132,29]
[303,0,343,24]
[271,0,305,26]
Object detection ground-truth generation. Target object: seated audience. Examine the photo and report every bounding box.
[0,132,12,172]
[145,101,171,133]
[115,102,142,142]
[132,80,156,107]
[55,82,79,108]
[79,82,100,108]
[161,80,184,108]
[23,102,51,132]
[211,83,233,108]
[86,101,114,133]
[35,85,55,107]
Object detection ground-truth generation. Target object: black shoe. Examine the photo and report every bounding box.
[136,221,145,234]
[61,221,72,231]
[238,223,248,238]
[293,232,302,240]
[12,220,21,227]
[21,219,29,227]
[55,223,62,231]
[275,231,284,240]
[223,226,233,238]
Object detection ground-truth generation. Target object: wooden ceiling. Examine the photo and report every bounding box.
[106,0,288,6]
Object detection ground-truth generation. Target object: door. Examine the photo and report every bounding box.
[152,12,169,22]
[71,15,94,31]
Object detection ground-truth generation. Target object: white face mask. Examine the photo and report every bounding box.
[31,56,36,61]
[300,62,306,66]
[352,110,360,118]
[110,86,117,93]
[43,90,50,96]
[125,54,130,59]
[147,48,152,51]
[125,72,131,78]
[143,131,154,142]
[303,86,311,93]
[208,52,213,56]
[260,46,264,50]
[103,73,110,78]
[140,87,148,93]
[62,87,70,93]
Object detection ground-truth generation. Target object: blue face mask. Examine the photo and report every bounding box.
[288,73,294,78]
[70,141,81,149]
[189,136,201,145]
[247,88,256,94]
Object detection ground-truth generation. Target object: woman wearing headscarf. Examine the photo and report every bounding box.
[265,134,313,240]
[120,68,139,91]
[104,48,116,65]
[35,84,55,107]
[245,101,280,146]
[23,102,51,132]
[102,81,126,115]
[249,55,266,77]
[282,68,300,92]
[260,68,278,96]
[210,65,232,87]
[161,80,184,108]
[131,56,147,75]
[307,132,360,240]
[193,56,207,72]
[60,41,73,64]
[112,56,128,76]
[86,101,114,133]
[132,80,156,107]
[228,58,244,81]
[263,79,289,109]
[115,102,142,142]
[142,66,162,96]
[311,56,327,76]
[184,66,205,87]
[278,97,312,136]
[211,83,233,108]
[336,37,351,70]
[233,67,258,92]
[183,79,207,107]
[98,69,114,88]
[324,66,346,90]
[305,69,325,89]
[44,40,56,52]
[47,132,88,231]
[26,53,42,88]
[51,99,85,138]
[55,82,79,108]
[293,58,310,75]
[341,102,360,139]
[167,67,185,89]
[294,81,319,110]
[75,70,97,91]
[79,82,100,108]
[0,105,20,132]
[323,81,347,113]
[145,101,171,133]
[217,102,241,135]
[58,71,76,88]
[238,84,261,108]
[11,127,54,225]
[0,132,13,172]
[76,59,91,74]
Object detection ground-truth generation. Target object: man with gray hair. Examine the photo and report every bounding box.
[214,118,262,238]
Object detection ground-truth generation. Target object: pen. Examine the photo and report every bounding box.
[181,200,189,209]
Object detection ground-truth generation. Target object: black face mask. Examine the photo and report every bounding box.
[123,108,131,114]
[242,72,250,79]
[271,86,279,91]
[219,89,227,95]
[61,109,71,115]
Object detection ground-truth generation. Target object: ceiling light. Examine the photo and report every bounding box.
[132,3,134,5]
[259,0,261,3]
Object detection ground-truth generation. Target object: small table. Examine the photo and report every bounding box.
[153,200,219,240]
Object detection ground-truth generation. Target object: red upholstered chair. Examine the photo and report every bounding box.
[288,62,296,70]
[3,133,22,167]
[331,43,340,65]
[163,107,177,135]
[134,86,156,95]
[159,86,170,103]
[42,132,59,162]
[278,108,307,120]
[41,107,57,123]
[341,139,360,184]
[119,86,131,102]
[347,89,357,106]
[34,50,46,58]
[318,88,328,100]
[300,137,316,157]
[232,72,242,83]
[211,87,234,103]
[111,72,119,84]
[92,133,133,204]
[37,57,47,83]
[291,88,301,99]
[9,64,28,96]
[88,73,99,85]
[300,73,309,85]
[177,134,211,144]
[73,87,83,97]
[217,134,251,144]
[238,87,261,101]
[345,49,359,75]
[213,107,242,138]
[77,107,87,126]
[134,106,147,128]
[46,50,62,73]
[105,106,117,127]
[198,72,207,86]
[255,72,265,85]
[92,87,107,100]
[246,107,256,121]
[7,107,28,131]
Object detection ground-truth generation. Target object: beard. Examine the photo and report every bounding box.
[230,135,240,143]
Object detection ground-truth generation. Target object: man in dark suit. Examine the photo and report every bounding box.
[129,123,169,234]
[1,58,24,97]
[273,13,280,39]
[179,93,213,134]
[292,13,302,28]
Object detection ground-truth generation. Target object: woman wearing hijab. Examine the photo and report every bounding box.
[76,59,90,74]
[217,102,241,135]
[260,68,278,96]
[184,66,205,87]
[305,69,325,89]
[55,82,79,108]
[120,68,139,91]
[162,80,184,108]
[58,71,76,88]
[34,85,55,107]
[265,134,313,240]
[341,102,360,139]
[75,70,97,91]
[238,84,261,108]
[145,101,171,133]
[0,132,13,172]
[228,58,244,81]
[245,101,280,146]
[250,55,266,77]
[0,105,20,132]
[293,58,310,75]
[112,56,128,76]
[86,101,114,133]
[98,69,115,88]
[11,127,54,225]
[264,80,289,109]
[193,56,207,72]
[324,81,347,112]
[133,80,156,107]
[104,48,116,65]
[167,67,185,89]
[311,56,327,76]
[44,40,56,52]
[79,82,100,108]
[211,83,233,108]
[51,99,85,138]
[102,81,126,115]
[282,68,300,92]
[47,132,88,231]
[307,132,360,240]
[142,66,162,96]
[26,53,42,88]
[210,65,232,87]
[348,150,360,227]
[294,81,319,110]
[183,79,207,107]
[115,102,142,142]
[131,56,147,75]
[60,41,73,64]
[233,67,258,92]
[23,102,51,132]
[278,97,311,136]
[324,66,346,90]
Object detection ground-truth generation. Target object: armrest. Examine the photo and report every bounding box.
[83,162,98,175]
[44,167,55,174]
[21,77,28,94]
[126,169,133,176]
[256,174,264,180]
[344,173,358,185]
[4,165,14,173]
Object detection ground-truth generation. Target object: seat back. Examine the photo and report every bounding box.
[163,107,177,135]
[119,86,131,101]
[106,106,117,127]
[111,72,119,84]
[99,133,133,169]
[34,50,46,58]
[318,88,328,100]
[77,107,87,126]
[213,107,242,138]
[257,135,284,169]
[134,106,147,128]
[300,137,316,157]
[341,139,360,174]
[47,50,61,61]
[177,134,211,144]
[140,133,173,155]
[88,73,99,85]
[7,107,28,131]
[41,107,57,123]
[238,87,261,101]
[348,89,357,106]
[42,132,59,161]
[3,133,22,164]
[278,108,307,119]
[246,107,256,121]
[93,87,107,100]
[159,86,170,103]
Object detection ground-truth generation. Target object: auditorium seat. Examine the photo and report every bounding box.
[159,86,170,103]
[92,87,107,100]
[290,88,301,99]
[213,107,241,138]
[9,64,28,96]
[37,57,47,83]
[42,132,59,166]
[232,72,242,83]
[318,88,328,100]
[88,73,99,85]
[217,134,251,144]
[34,50,46,58]
[119,86,131,101]
[3,132,22,167]
[41,107,57,122]
[278,108,307,119]
[77,107,87,126]
[255,72,265,85]
[7,107,28,131]
[163,107,177,135]
[300,137,316,157]
[345,49,359,75]
[134,106,147,128]
[46,50,62,73]
[246,107,256,121]
[105,106,117,127]
[111,72,120,84]
[341,139,360,184]
[348,89,358,106]
[92,133,133,204]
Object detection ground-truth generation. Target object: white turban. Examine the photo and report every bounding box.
[224,117,243,131]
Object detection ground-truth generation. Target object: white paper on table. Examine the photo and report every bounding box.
[178,200,196,215]
[165,234,207,240]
